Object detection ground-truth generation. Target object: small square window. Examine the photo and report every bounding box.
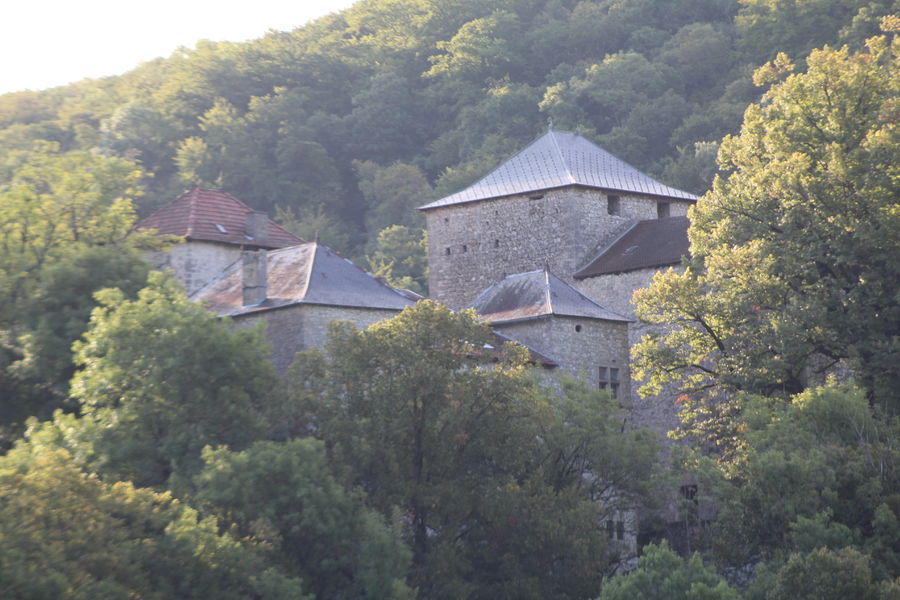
[607,195,620,216]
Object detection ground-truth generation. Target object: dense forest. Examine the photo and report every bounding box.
[0,0,898,598]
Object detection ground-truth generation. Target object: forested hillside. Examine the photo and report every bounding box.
[0,1,898,598]
[1,0,895,262]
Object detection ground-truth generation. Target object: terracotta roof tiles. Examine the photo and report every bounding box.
[136,188,302,249]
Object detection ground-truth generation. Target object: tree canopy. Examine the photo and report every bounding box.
[633,27,900,428]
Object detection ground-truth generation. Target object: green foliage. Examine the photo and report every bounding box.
[634,31,900,414]
[354,160,431,235]
[286,301,659,599]
[691,382,900,580]
[0,439,305,600]
[69,272,276,488]
[767,547,879,600]
[366,225,428,294]
[598,541,739,600]
[0,145,152,323]
[193,439,414,600]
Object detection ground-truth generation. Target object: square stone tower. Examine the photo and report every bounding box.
[419,129,696,310]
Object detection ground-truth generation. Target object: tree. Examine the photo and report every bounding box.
[69,272,276,489]
[633,28,900,417]
[366,225,428,294]
[0,437,305,599]
[286,301,659,599]
[354,160,432,235]
[193,439,414,600]
[767,547,879,600]
[0,144,153,325]
[597,541,739,600]
[689,381,900,580]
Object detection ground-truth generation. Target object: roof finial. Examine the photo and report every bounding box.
[575,124,582,136]
[547,117,554,131]
[314,230,320,244]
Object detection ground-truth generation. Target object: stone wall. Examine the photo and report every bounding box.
[575,267,684,438]
[148,241,243,295]
[234,303,401,371]
[425,186,691,309]
[494,315,630,406]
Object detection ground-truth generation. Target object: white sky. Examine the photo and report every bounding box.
[0,0,361,95]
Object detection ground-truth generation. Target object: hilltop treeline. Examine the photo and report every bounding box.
[1,0,895,261]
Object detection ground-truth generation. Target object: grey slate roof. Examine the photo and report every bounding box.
[192,242,415,317]
[419,129,698,210]
[469,269,630,324]
[574,216,690,278]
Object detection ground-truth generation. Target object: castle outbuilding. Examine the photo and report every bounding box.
[136,188,302,294]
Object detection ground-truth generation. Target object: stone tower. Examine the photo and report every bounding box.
[419,129,696,310]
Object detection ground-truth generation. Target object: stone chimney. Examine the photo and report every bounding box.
[242,249,267,306]
[245,211,268,243]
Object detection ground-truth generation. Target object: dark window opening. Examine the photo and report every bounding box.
[657,202,670,219]
[680,484,699,525]
[575,324,582,332]
[445,247,451,255]
[444,217,449,223]
[462,244,467,253]
[494,239,500,248]
[607,195,620,216]
[607,520,625,540]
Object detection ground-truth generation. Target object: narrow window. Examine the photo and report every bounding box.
[599,367,608,390]
[606,520,615,539]
[607,195,620,216]
[610,368,620,399]
[494,239,500,248]
[616,521,625,541]
[657,202,670,219]
[680,484,699,524]
[462,244,468,253]
[445,247,451,255]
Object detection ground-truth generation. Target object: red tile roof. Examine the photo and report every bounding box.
[136,188,303,249]
[574,216,690,278]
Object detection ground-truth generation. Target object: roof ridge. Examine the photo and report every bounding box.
[543,268,554,313]
[548,129,575,184]
[185,188,199,238]
[298,242,316,300]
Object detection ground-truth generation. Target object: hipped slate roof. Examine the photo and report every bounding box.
[136,188,302,249]
[193,242,415,317]
[419,129,697,210]
[470,269,629,324]
[575,216,690,278]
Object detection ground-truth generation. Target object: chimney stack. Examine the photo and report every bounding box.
[242,249,267,306]
[245,211,268,243]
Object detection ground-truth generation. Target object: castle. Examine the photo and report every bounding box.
[139,128,698,443]
[138,128,703,549]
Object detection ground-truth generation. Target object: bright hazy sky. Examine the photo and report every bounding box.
[1,0,361,95]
